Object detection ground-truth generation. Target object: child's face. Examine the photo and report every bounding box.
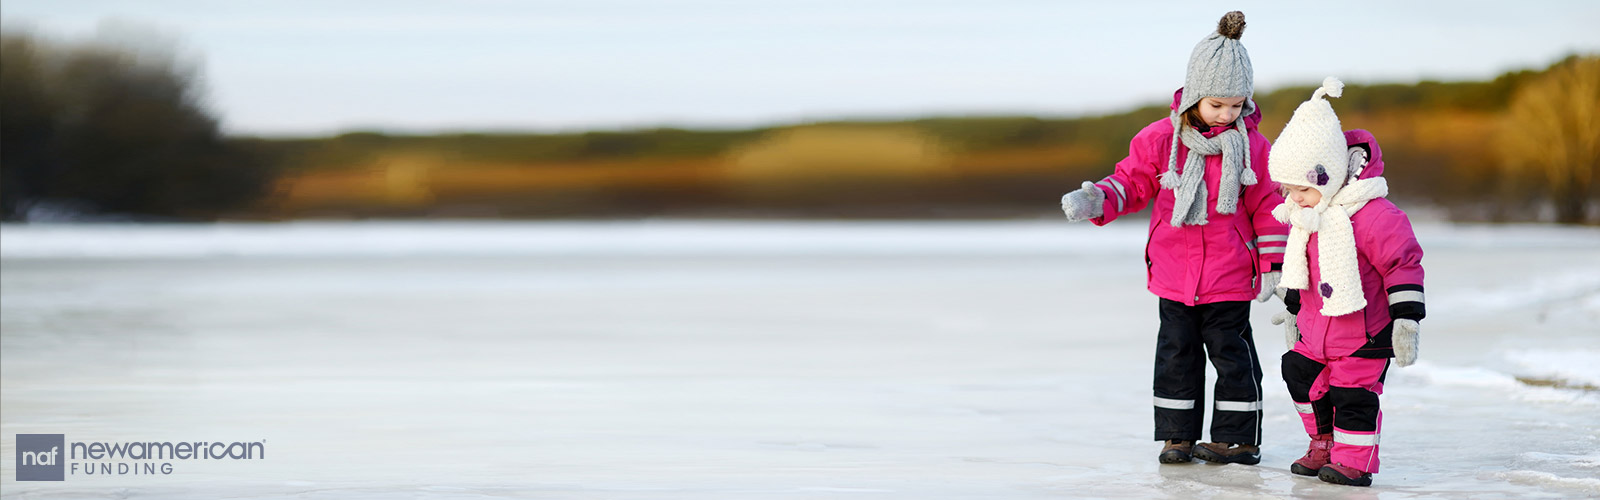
[1197,97,1247,128]
[1285,184,1322,208]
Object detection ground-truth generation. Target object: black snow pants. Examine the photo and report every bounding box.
[1152,298,1263,445]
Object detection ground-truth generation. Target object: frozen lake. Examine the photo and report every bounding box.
[2,220,1598,499]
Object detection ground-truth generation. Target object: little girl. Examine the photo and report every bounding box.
[1266,78,1426,487]
[1059,11,1289,465]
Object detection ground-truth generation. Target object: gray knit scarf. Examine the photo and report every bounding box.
[1159,114,1256,227]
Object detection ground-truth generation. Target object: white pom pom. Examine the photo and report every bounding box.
[1272,202,1292,223]
[1321,77,1344,99]
[1297,209,1321,232]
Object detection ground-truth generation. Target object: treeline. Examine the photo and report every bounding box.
[2,27,1594,222]
[252,56,1595,222]
[0,31,273,221]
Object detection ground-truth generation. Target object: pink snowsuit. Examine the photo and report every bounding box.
[1089,89,1289,446]
[1090,90,1289,304]
[1281,129,1427,474]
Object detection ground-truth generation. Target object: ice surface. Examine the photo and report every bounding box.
[0,220,1149,259]
[1502,348,1600,389]
[2,220,1597,499]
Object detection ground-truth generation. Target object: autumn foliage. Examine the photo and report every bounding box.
[2,27,1593,223]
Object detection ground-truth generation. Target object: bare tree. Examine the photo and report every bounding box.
[1496,56,1600,224]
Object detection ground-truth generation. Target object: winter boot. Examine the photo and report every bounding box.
[1318,462,1373,487]
[1290,434,1333,476]
[1158,440,1194,464]
[1193,442,1261,465]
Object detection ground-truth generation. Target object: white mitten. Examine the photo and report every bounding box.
[1393,319,1420,367]
[1272,310,1299,348]
[1256,271,1282,303]
[1060,181,1104,222]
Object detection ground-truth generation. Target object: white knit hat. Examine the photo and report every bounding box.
[1268,77,1348,207]
[1268,76,1395,317]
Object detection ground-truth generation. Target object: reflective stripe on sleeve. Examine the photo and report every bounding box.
[1097,179,1126,213]
[1258,247,1286,254]
[1388,290,1425,305]
[1255,235,1289,244]
[1293,402,1315,414]
[1106,177,1127,203]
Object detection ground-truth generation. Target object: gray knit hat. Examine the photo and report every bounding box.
[1179,11,1254,118]
[1157,11,1258,227]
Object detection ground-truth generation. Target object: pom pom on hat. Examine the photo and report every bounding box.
[1177,12,1255,117]
[1313,77,1344,100]
[1218,11,1246,40]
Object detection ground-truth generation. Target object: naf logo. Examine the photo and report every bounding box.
[16,434,65,481]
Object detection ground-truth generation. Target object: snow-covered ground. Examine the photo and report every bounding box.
[2,220,1597,499]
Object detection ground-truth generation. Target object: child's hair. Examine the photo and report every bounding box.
[1180,105,1207,129]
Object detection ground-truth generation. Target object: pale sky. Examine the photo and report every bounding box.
[3,1,1597,137]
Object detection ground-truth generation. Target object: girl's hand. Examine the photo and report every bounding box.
[1255,271,1282,303]
[1393,319,1420,367]
[1271,310,1299,348]
[1060,181,1104,222]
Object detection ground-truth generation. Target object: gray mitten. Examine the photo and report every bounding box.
[1256,271,1283,303]
[1393,319,1420,367]
[1060,181,1104,222]
[1272,310,1299,348]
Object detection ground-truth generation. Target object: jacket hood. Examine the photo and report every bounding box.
[1170,88,1261,131]
[1343,129,1384,179]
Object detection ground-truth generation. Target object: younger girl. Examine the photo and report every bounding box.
[1267,78,1426,487]
[1059,11,1289,465]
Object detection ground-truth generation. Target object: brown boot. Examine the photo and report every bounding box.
[1193,442,1261,465]
[1158,440,1194,464]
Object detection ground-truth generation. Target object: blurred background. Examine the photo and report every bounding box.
[4,3,1600,498]
[1,1,1596,224]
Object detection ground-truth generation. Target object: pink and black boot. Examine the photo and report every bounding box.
[1290,434,1332,476]
[1319,462,1373,487]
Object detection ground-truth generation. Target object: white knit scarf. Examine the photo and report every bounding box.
[1272,176,1389,316]
[1161,115,1256,227]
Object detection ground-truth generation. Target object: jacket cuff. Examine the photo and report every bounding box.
[1090,177,1126,225]
[1095,177,1127,212]
[1386,284,1426,321]
[1254,234,1287,272]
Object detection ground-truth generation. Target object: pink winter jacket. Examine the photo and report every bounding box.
[1286,130,1427,360]
[1090,89,1289,306]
